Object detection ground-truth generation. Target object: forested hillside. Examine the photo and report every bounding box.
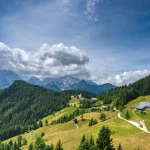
[98,75,150,108]
[0,80,69,141]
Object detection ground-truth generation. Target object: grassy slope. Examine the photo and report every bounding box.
[121,95,150,131]
[69,98,81,107]
[4,103,150,150]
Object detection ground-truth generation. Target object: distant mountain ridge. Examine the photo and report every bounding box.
[28,76,116,94]
[0,70,116,93]
[0,70,21,89]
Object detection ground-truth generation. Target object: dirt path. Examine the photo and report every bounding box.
[118,113,150,134]
[74,123,79,129]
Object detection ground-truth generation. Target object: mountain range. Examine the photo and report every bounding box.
[0,70,21,90]
[0,70,116,94]
[28,76,116,94]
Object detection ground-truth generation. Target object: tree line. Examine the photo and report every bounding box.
[51,109,84,125]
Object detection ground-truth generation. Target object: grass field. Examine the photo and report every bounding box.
[4,96,150,150]
[69,98,81,107]
[121,95,150,132]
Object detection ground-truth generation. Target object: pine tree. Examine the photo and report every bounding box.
[50,144,54,150]
[28,143,33,150]
[73,118,78,124]
[22,138,27,145]
[100,113,106,121]
[8,140,13,146]
[55,140,63,150]
[78,139,89,150]
[96,126,114,150]
[117,143,123,150]
[17,135,22,147]
[89,136,96,150]
[80,134,86,144]
[125,110,130,120]
[45,120,48,126]
[34,136,46,150]
[39,120,43,127]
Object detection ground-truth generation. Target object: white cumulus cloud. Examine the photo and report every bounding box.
[1,42,150,86]
[91,70,150,86]
[0,42,90,79]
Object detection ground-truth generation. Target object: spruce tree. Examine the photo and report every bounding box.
[55,140,63,150]
[45,120,48,126]
[96,126,114,150]
[34,136,46,150]
[117,143,123,150]
[28,143,33,150]
[39,120,43,127]
[17,135,22,147]
[78,139,89,150]
[89,136,96,150]
[100,113,106,121]
[125,110,130,120]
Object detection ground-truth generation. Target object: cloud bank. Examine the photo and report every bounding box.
[0,42,90,79]
[91,69,150,86]
[0,42,150,85]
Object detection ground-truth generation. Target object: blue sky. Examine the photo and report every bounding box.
[0,0,150,85]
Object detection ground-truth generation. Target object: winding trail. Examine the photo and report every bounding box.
[118,113,150,134]
[74,123,79,129]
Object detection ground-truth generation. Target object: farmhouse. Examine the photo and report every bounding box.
[136,102,150,111]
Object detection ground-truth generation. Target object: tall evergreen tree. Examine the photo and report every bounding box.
[55,140,63,150]
[39,120,43,127]
[80,134,86,144]
[117,143,123,150]
[17,135,22,148]
[34,136,46,150]
[89,136,96,150]
[96,126,114,150]
[100,113,106,121]
[125,110,130,120]
[45,120,48,126]
[28,143,33,150]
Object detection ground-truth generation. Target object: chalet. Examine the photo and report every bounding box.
[136,102,150,111]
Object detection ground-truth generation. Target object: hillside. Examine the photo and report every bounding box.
[121,95,150,131]
[98,75,150,108]
[0,80,69,141]
[5,105,150,150]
